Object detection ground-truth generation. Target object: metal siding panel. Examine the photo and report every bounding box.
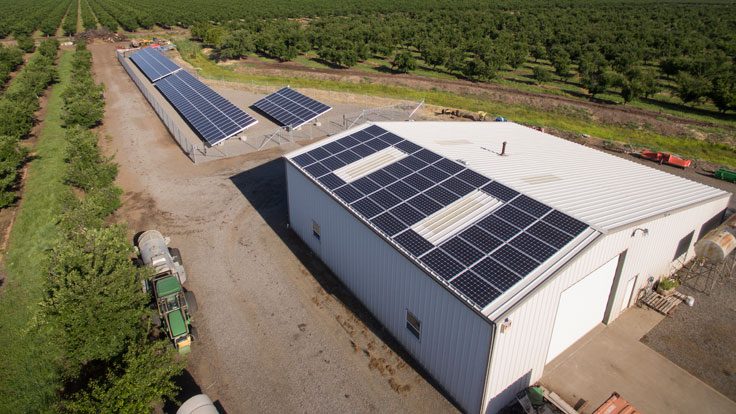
[482,196,729,413]
[286,164,492,413]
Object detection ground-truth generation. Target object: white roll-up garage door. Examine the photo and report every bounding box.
[545,255,619,363]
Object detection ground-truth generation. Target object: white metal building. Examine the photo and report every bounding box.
[283,122,730,413]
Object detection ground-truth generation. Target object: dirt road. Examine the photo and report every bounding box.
[89,42,457,413]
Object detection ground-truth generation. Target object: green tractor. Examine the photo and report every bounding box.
[136,230,198,354]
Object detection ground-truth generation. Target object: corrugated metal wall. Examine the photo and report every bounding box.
[482,196,729,413]
[286,163,494,413]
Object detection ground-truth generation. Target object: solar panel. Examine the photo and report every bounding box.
[155,71,257,146]
[130,47,181,82]
[288,124,592,311]
[252,87,332,129]
[450,272,502,308]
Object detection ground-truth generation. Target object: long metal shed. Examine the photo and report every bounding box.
[283,121,730,413]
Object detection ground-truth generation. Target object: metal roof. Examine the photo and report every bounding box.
[372,122,730,233]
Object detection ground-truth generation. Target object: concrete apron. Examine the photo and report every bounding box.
[540,307,736,414]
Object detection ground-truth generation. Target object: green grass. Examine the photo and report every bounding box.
[0,50,74,412]
[178,40,736,167]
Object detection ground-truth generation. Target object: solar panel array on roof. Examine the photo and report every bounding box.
[252,87,331,129]
[130,47,181,82]
[289,125,590,310]
[155,70,258,146]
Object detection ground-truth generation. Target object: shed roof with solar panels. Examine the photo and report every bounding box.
[283,121,730,413]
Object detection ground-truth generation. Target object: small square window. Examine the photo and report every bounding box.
[312,220,321,241]
[406,310,421,340]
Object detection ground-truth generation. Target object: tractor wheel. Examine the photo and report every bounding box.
[185,291,198,313]
[189,325,198,340]
[169,247,182,264]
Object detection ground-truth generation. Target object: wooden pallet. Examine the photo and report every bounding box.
[640,290,685,315]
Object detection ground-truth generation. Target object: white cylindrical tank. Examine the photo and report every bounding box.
[694,214,736,262]
[177,394,219,414]
[137,230,169,267]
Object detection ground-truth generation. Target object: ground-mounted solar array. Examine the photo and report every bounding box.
[130,47,181,82]
[252,87,332,129]
[289,125,590,309]
[155,71,258,146]
[129,47,257,146]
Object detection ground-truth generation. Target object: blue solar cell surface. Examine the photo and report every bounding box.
[130,47,181,82]
[288,125,590,309]
[155,71,257,146]
[253,87,332,128]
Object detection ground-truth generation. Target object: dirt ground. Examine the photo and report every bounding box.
[642,264,736,402]
[89,41,458,413]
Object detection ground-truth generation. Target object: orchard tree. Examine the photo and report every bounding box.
[710,70,736,112]
[549,45,571,78]
[392,50,417,73]
[532,66,552,84]
[675,72,711,105]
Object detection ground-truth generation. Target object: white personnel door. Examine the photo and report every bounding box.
[546,256,618,363]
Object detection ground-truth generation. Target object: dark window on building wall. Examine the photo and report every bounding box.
[674,231,694,260]
[406,310,421,340]
[697,209,726,241]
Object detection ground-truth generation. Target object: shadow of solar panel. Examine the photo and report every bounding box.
[476,215,520,240]
[434,158,464,175]
[335,149,361,164]
[384,162,412,179]
[442,177,474,197]
[379,133,403,145]
[321,156,346,171]
[292,153,316,167]
[389,203,425,226]
[420,249,465,280]
[336,135,360,148]
[334,185,363,203]
[418,165,450,182]
[352,197,383,218]
[306,147,329,161]
[304,163,329,178]
[366,138,390,151]
[495,205,537,229]
[407,193,443,215]
[352,144,376,157]
[370,189,401,209]
[394,229,434,256]
[481,181,519,202]
[440,237,484,266]
[457,169,491,187]
[425,185,460,206]
[471,257,522,291]
[450,272,502,308]
[527,222,573,249]
[509,233,557,262]
[459,226,503,254]
[414,149,442,164]
[371,212,406,236]
[352,177,381,195]
[318,173,346,190]
[397,156,428,170]
[543,210,588,236]
[510,195,552,217]
[403,173,434,191]
[491,245,539,276]
[363,125,387,136]
[395,140,422,154]
[386,181,419,199]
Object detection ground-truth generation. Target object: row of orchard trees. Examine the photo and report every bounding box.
[41,43,184,412]
[0,40,58,207]
[188,4,735,112]
[0,0,73,38]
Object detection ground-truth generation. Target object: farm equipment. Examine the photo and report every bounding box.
[714,167,736,183]
[136,230,198,354]
[638,150,692,168]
